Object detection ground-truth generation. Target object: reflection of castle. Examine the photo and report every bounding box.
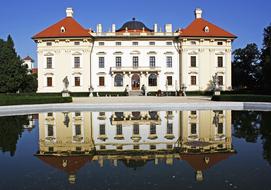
[23,114,39,132]
[35,110,235,183]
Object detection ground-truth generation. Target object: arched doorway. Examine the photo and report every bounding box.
[131,74,140,90]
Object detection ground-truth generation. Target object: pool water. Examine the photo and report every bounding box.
[0,110,271,190]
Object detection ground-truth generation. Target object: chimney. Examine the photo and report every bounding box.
[112,24,116,32]
[96,24,102,33]
[66,8,73,17]
[165,24,172,33]
[154,24,158,33]
[195,8,202,19]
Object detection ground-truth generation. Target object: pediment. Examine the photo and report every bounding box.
[44,52,54,56]
[96,52,106,55]
[72,51,82,55]
[188,51,198,55]
[130,50,140,55]
[113,51,123,55]
[147,51,157,55]
[164,51,174,55]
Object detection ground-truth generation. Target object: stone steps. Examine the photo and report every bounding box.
[129,90,143,96]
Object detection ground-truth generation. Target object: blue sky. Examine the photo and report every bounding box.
[0,0,270,62]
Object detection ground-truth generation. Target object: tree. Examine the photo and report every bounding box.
[261,24,271,89]
[232,43,261,89]
[0,35,37,93]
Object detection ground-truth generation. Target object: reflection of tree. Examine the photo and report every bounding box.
[0,115,29,156]
[232,111,271,166]
[232,111,261,143]
[260,112,271,165]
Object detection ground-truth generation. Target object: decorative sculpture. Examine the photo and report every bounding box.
[62,76,70,97]
[63,76,69,91]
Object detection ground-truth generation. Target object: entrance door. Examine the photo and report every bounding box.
[131,74,140,90]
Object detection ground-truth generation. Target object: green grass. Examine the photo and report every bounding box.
[0,94,72,106]
[212,94,271,102]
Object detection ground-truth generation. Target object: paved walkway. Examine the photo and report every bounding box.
[73,96,211,104]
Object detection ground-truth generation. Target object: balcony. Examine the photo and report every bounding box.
[110,66,161,74]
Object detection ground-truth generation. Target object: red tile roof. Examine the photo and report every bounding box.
[32,17,91,39]
[180,152,235,171]
[23,56,34,62]
[180,18,236,38]
[36,155,92,174]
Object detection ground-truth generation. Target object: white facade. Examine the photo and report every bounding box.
[34,8,235,93]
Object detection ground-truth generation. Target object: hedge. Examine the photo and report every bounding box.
[0,95,72,106]
[211,94,271,102]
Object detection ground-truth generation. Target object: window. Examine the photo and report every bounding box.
[191,111,197,115]
[116,57,122,68]
[150,124,156,134]
[60,26,66,33]
[166,56,172,68]
[217,56,223,67]
[149,111,158,120]
[166,41,172,45]
[99,57,105,68]
[217,41,223,45]
[47,77,52,87]
[74,41,80,45]
[132,41,138,46]
[74,57,80,68]
[99,76,105,86]
[116,124,122,135]
[46,57,52,68]
[191,41,196,45]
[133,56,139,68]
[98,42,104,46]
[46,42,52,46]
[204,26,209,33]
[75,112,81,117]
[114,74,123,87]
[191,123,197,134]
[134,145,139,150]
[191,76,196,85]
[116,42,121,46]
[75,124,81,136]
[149,56,156,68]
[74,77,80,86]
[167,123,173,134]
[149,41,155,45]
[133,124,139,135]
[218,76,223,86]
[47,112,53,117]
[48,125,54,136]
[167,76,172,86]
[99,112,105,116]
[190,56,196,67]
[218,123,223,134]
[99,124,105,135]
[148,74,157,86]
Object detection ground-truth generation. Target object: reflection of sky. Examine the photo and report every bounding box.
[0,111,270,189]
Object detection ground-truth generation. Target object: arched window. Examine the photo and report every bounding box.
[148,74,157,86]
[114,74,123,86]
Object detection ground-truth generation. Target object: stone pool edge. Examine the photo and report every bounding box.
[0,101,271,116]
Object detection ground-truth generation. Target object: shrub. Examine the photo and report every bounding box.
[0,95,72,106]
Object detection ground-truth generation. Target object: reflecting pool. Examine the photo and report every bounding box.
[0,110,271,189]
